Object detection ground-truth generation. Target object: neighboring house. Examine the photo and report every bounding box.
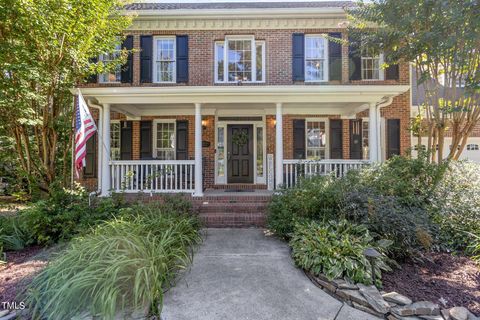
[77,1,411,197]
[410,70,480,162]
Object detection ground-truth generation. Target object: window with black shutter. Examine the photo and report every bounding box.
[121,35,134,83]
[348,36,362,81]
[292,33,305,81]
[140,35,153,83]
[330,119,343,159]
[328,32,342,81]
[293,119,306,159]
[140,121,153,159]
[120,121,133,160]
[387,119,401,159]
[176,35,189,83]
[176,120,188,160]
[84,133,97,178]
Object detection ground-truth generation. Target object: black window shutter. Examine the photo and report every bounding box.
[330,119,343,159]
[87,57,98,83]
[140,35,153,83]
[84,133,97,177]
[121,36,134,83]
[349,119,363,160]
[176,35,189,83]
[120,121,133,160]
[348,37,361,81]
[387,119,401,159]
[140,121,152,159]
[176,120,188,160]
[328,32,342,81]
[293,119,306,159]
[292,33,305,81]
[385,64,400,80]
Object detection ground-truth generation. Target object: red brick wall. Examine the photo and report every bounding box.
[80,28,409,88]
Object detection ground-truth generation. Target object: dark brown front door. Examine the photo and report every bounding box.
[227,124,254,183]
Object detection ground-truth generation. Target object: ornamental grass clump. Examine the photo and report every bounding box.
[290,219,392,286]
[24,204,201,320]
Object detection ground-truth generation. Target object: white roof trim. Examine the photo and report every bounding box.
[76,85,410,105]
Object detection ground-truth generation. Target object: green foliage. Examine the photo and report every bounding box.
[24,202,201,320]
[290,220,391,285]
[0,0,133,192]
[429,161,480,252]
[468,233,480,263]
[267,175,347,239]
[268,157,480,261]
[342,191,435,260]
[18,184,126,245]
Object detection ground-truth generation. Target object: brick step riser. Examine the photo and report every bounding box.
[197,207,268,214]
[199,217,266,228]
[192,199,272,204]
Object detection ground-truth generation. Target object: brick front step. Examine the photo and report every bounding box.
[210,184,268,190]
[197,203,269,214]
[199,212,266,228]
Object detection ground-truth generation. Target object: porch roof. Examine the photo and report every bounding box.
[78,85,409,106]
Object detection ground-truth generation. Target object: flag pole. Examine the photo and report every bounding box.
[71,93,76,189]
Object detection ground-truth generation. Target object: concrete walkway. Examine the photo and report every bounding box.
[162,229,379,320]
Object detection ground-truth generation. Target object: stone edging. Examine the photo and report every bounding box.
[305,271,479,320]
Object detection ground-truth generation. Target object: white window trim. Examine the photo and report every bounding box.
[305,118,330,160]
[361,52,385,81]
[214,35,266,84]
[361,118,369,160]
[110,120,121,160]
[99,44,122,84]
[152,119,176,159]
[304,34,329,83]
[153,36,176,84]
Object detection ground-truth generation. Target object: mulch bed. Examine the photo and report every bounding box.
[0,246,49,305]
[383,252,480,316]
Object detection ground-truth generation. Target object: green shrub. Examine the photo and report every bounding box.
[24,203,201,320]
[428,161,480,252]
[290,220,391,286]
[19,185,125,245]
[468,233,480,262]
[355,155,444,207]
[267,175,347,239]
[341,190,435,260]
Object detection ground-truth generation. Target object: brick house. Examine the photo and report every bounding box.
[77,1,411,200]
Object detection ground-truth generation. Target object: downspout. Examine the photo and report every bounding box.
[376,96,394,162]
[87,99,103,197]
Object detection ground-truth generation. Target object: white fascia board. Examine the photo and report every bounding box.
[122,7,346,19]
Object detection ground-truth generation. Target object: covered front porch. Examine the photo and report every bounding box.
[78,85,409,197]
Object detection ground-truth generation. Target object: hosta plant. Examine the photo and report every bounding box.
[290,219,392,286]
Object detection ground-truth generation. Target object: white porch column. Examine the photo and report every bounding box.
[100,104,111,197]
[275,103,284,188]
[96,107,103,191]
[194,103,203,197]
[369,103,378,162]
[376,106,383,162]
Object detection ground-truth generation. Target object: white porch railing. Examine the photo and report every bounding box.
[110,160,195,193]
[282,159,370,189]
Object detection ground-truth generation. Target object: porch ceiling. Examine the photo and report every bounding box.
[110,101,369,117]
[78,85,409,106]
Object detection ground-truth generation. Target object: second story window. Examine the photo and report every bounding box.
[215,36,265,83]
[361,47,384,80]
[305,35,328,82]
[153,37,176,83]
[99,43,121,83]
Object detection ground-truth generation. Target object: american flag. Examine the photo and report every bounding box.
[75,90,97,178]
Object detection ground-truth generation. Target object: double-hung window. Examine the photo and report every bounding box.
[154,121,176,160]
[467,144,479,151]
[110,121,121,160]
[215,36,265,83]
[361,47,384,80]
[305,35,328,82]
[153,37,176,83]
[306,120,327,160]
[99,43,121,83]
